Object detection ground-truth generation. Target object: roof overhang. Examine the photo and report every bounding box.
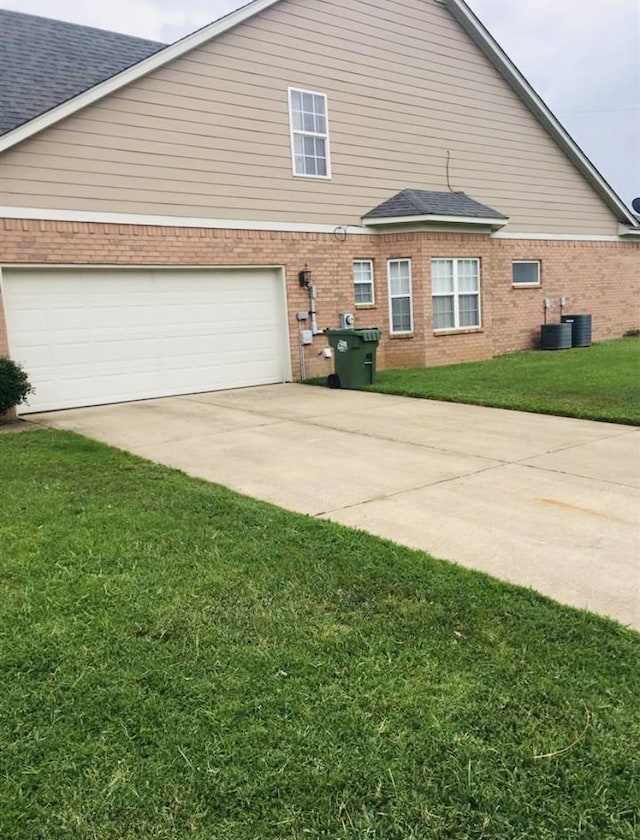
[618,224,640,237]
[0,0,282,153]
[363,213,508,230]
[437,0,639,229]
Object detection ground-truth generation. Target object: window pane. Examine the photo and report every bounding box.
[302,92,314,112]
[314,94,326,115]
[431,259,454,294]
[459,294,480,327]
[457,259,478,292]
[389,261,410,296]
[303,112,316,132]
[316,156,327,176]
[458,274,478,294]
[353,261,372,282]
[391,297,411,332]
[512,262,539,284]
[303,156,317,176]
[390,260,409,280]
[355,283,373,304]
[458,259,477,274]
[291,90,302,110]
[315,114,326,134]
[294,155,305,174]
[433,296,454,329]
[390,276,409,296]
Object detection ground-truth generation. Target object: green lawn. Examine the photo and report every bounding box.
[1,431,638,840]
[365,338,640,425]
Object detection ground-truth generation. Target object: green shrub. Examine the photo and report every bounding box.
[0,356,34,414]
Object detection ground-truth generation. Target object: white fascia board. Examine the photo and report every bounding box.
[618,224,640,237]
[438,0,637,228]
[492,230,625,242]
[0,0,282,153]
[2,206,632,241]
[363,214,508,229]
[0,206,374,234]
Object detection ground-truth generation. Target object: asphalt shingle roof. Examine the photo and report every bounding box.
[0,9,165,135]
[363,189,508,220]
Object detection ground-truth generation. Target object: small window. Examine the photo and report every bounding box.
[288,88,331,178]
[512,261,541,286]
[388,259,413,334]
[353,260,375,305]
[431,258,481,330]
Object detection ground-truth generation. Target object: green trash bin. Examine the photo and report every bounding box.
[324,328,380,389]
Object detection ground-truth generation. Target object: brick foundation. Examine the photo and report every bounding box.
[1,218,638,386]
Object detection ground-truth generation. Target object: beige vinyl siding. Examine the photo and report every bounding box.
[0,0,619,234]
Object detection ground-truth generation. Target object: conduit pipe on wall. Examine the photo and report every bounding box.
[308,284,322,335]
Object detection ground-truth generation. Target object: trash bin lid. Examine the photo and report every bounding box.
[355,328,380,342]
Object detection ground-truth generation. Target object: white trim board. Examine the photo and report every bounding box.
[0,206,634,242]
[491,231,626,242]
[0,206,373,235]
[618,225,640,237]
[364,214,507,229]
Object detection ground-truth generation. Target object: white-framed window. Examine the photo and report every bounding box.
[288,87,331,178]
[387,259,413,334]
[353,260,375,305]
[512,260,541,286]
[431,258,481,330]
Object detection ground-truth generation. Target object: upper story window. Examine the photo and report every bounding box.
[431,258,481,330]
[288,88,331,178]
[353,260,375,305]
[512,260,541,286]
[388,259,413,334]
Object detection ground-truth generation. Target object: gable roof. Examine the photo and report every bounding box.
[0,0,281,153]
[0,10,164,135]
[0,0,637,230]
[363,189,508,227]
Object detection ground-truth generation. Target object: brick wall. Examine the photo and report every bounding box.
[487,238,640,352]
[1,218,638,387]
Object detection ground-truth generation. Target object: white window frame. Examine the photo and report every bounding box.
[512,260,541,287]
[353,259,375,306]
[288,87,332,179]
[431,258,481,331]
[387,259,413,335]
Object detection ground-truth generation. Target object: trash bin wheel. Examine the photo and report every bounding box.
[327,373,341,389]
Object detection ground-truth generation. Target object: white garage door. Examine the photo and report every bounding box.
[2,267,291,413]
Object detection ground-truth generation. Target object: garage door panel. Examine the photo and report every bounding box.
[3,267,290,413]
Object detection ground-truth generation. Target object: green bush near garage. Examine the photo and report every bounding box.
[0,355,34,415]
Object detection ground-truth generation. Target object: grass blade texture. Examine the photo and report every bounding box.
[1,430,638,839]
[364,338,640,425]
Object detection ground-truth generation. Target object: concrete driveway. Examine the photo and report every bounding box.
[31,384,640,630]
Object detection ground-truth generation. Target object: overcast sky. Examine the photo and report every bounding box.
[2,0,638,209]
